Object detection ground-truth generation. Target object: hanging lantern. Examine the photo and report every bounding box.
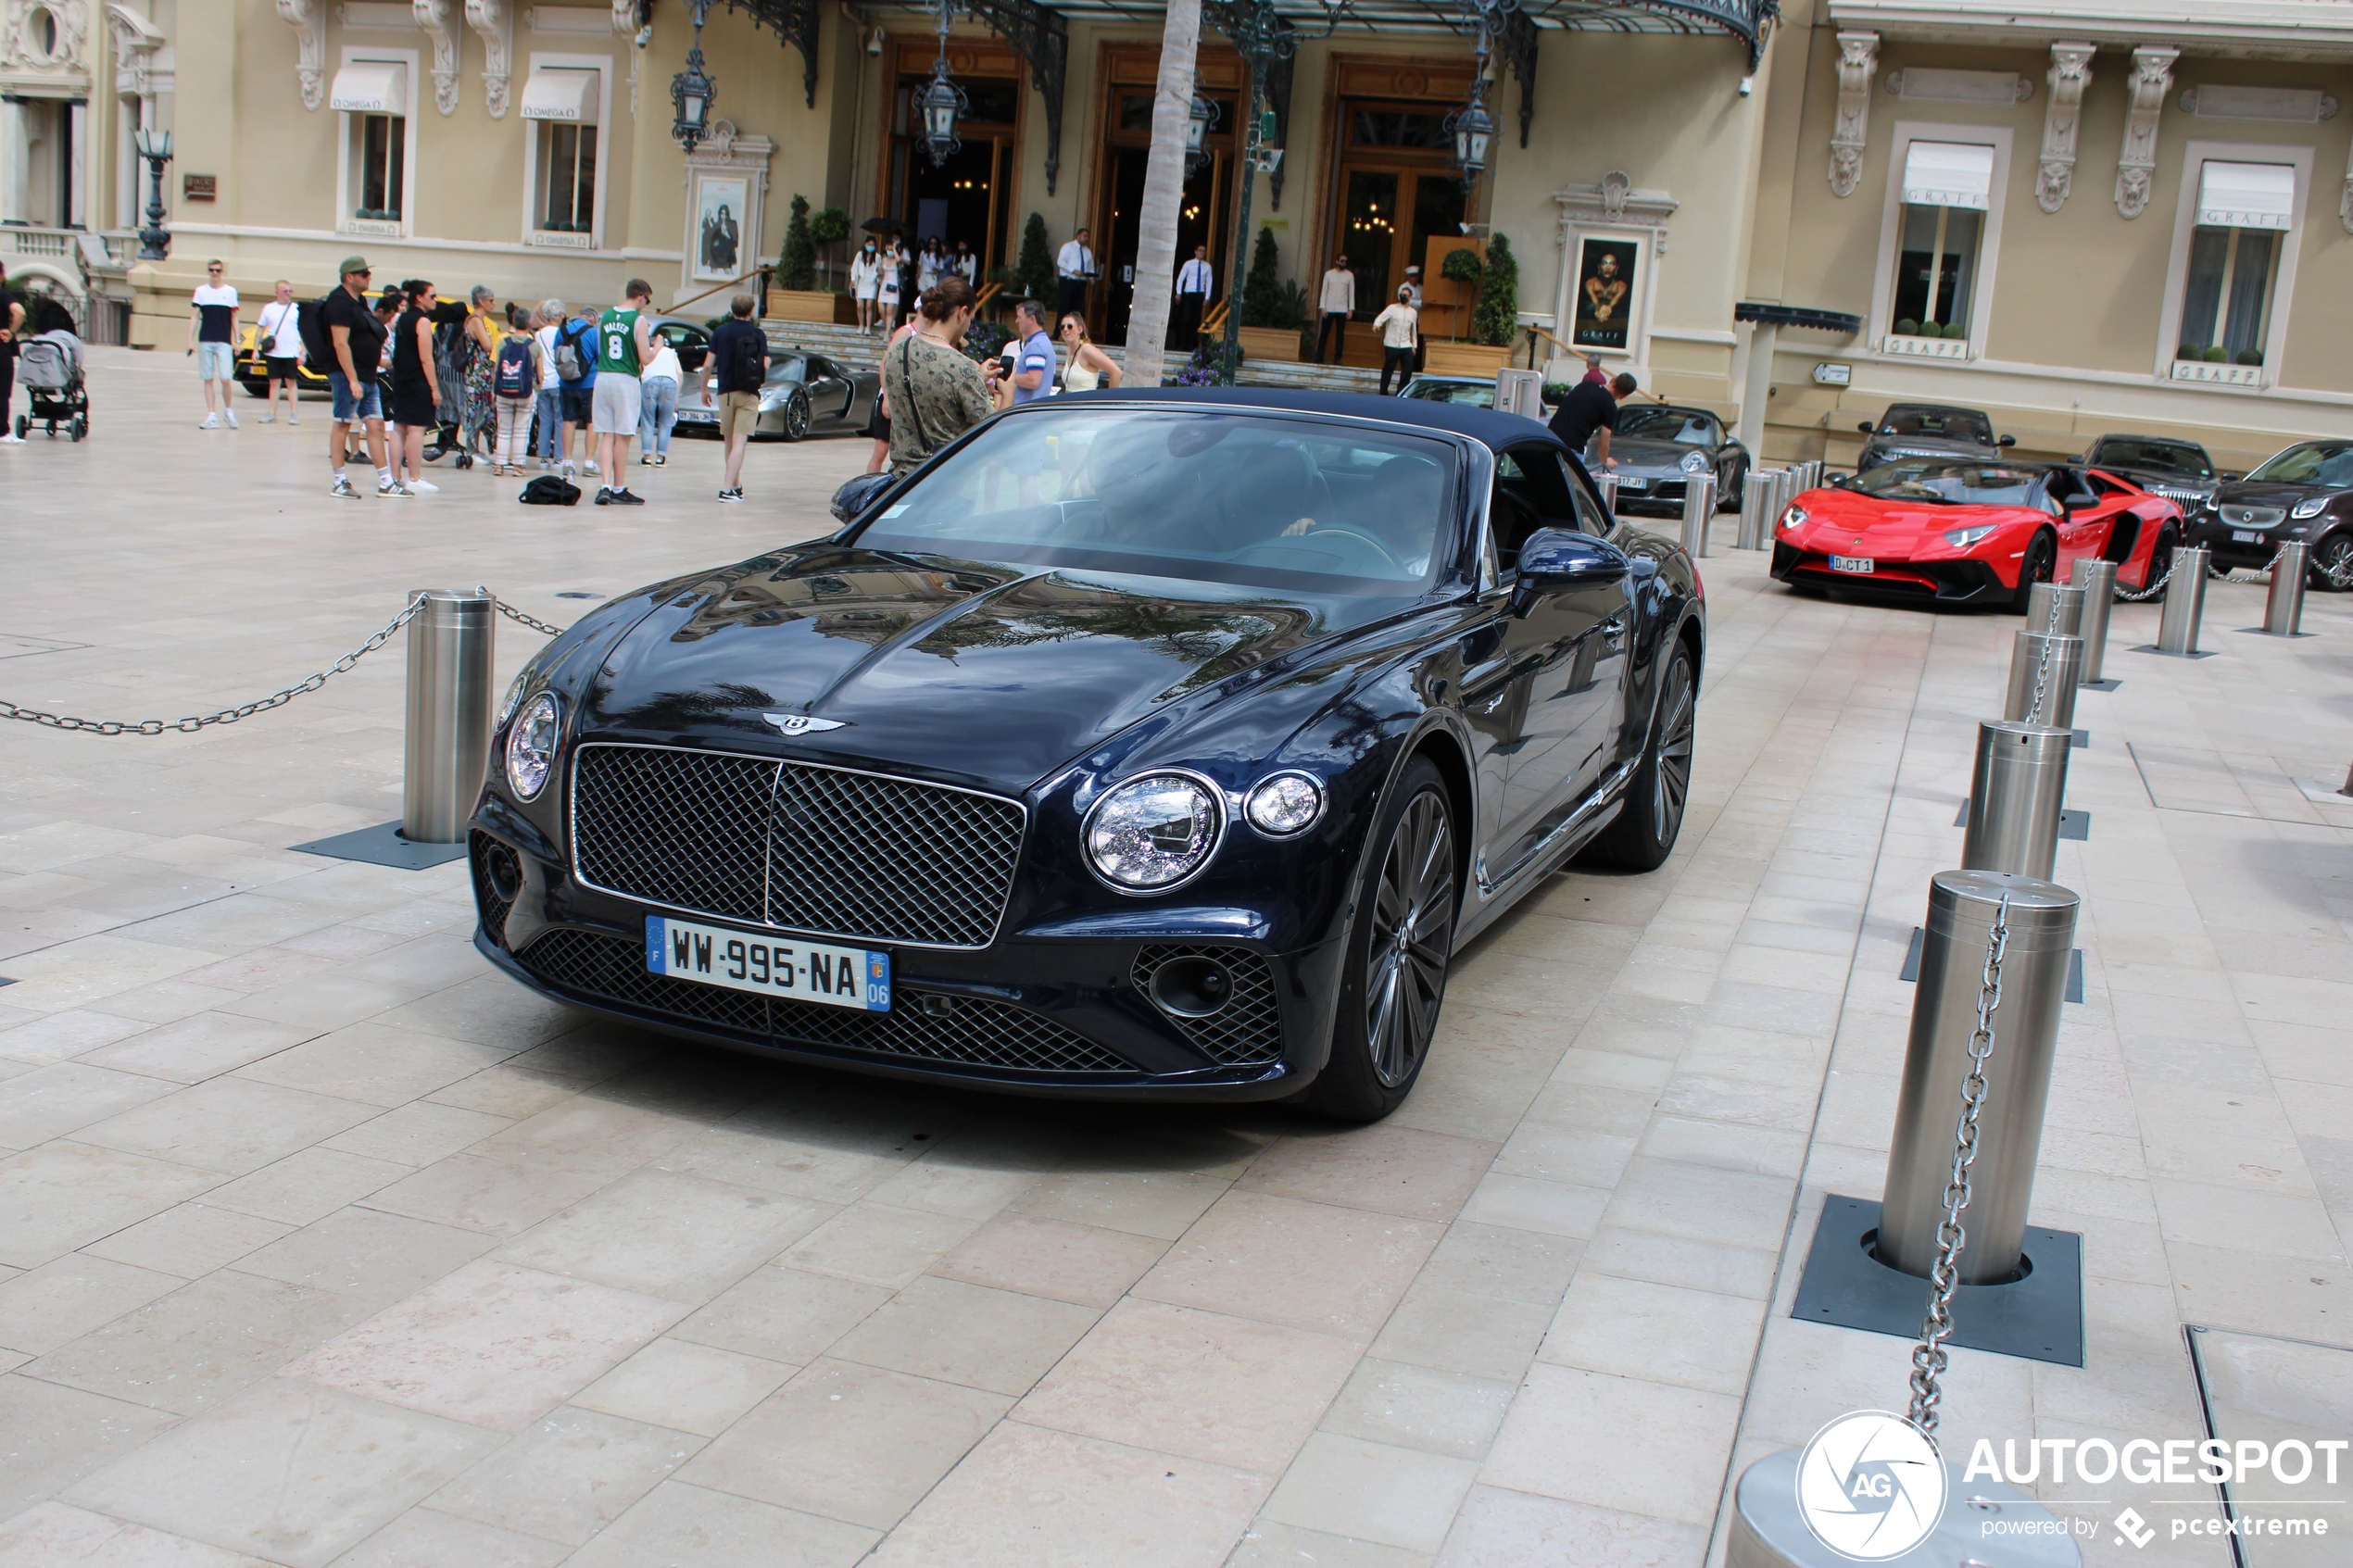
[1185,93,1220,174]
[670,0,717,151]
[917,61,969,166]
[1447,92,1494,182]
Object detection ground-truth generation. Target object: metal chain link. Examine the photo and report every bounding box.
[2024,583,2062,725]
[3,593,572,739]
[2112,557,2174,603]
[1906,895,2011,1436]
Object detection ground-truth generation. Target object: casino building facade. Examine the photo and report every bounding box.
[4,0,2349,470]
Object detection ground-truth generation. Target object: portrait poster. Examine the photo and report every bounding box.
[695,177,749,280]
[1571,236,1639,352]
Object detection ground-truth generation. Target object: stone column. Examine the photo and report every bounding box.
[0,96,32,225]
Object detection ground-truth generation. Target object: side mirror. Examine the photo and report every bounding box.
[1997,434,2017,447]
[830,471,900,524]
[1856,420,1874,434]
[1829,472,1851,488]
[2068,454,2086,464]
[2220,471,2241,483]
[1513,529,1629,613]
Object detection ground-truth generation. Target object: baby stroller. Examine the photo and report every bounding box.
[14,328,87,442]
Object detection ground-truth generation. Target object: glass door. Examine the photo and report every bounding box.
[1330,102,1466,357]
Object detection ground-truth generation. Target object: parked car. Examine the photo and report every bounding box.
[2182,438,2353,589]
[1398,374,1500,408]
[468,387,1705,1121]
[2075,434,2227,512]
[1593,402,1750,514]
[1771,456,2179,610]
[673,349,878,442]
[1855,402,2015,471]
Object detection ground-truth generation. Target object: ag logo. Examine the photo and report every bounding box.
[1795,1411,1948,1561]
[764,713,846,737]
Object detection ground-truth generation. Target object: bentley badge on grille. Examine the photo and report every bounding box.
[765,713,848,736]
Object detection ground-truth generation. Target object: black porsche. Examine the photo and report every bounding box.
[468,389,1705,1120]
[2181,438,2353,588]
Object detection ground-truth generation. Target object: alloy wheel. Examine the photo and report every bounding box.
[1651,657,1696,845]
[2314,533,2353,591]
[786,396,811,441]
[1365,790,1455,1089]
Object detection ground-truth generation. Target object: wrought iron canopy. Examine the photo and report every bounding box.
[723,0,822,107]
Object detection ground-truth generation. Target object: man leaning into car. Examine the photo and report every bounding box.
[1551,370,1635,470]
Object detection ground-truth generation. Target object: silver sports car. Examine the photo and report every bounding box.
[674,350,880,442]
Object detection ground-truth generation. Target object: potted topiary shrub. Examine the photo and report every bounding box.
[810,205,850,291]
[1014,215,1058,307]
[1235,226,1303,363]
[1424,233,1516,374]
[768,195,840,322]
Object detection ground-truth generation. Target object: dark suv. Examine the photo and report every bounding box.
[1855,403,2015,470]
[2183,439,2353,589]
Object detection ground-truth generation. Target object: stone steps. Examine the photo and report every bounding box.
[757,318,1383,395]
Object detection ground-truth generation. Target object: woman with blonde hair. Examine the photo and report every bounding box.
[1056,313,1123,393]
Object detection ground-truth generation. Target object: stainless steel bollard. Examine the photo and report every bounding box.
[2024,581,2086,638]
[1737,470,1780,550]
[1729,1448,2081,1568]
[2264,541,2309,634]
[1963,721,2072,881]
[2001,631,2083,731]
[403,588,497,845]
[1680,471,1718,557]
[2157,545,2209,654]
[2068,558,2116,683]
[1592,471,1619,515]
[1880,870,2080,1284]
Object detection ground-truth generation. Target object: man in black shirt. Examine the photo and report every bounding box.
[0,261,24,444]
[322,256,393,498]
[703,292,769,503]
[1550,370,1636,469]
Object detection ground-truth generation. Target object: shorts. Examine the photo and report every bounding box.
[264,355,299,381]
[195,341,235,379]
[591,373,642,435]
[328,369,382,423]
[718,389,762,440]
[391,379,436,428]
[559,382,594,425]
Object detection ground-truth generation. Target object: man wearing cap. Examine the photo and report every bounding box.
[321,256,396,498]
[1402,265,1426,371]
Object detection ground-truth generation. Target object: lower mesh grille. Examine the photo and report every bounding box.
[1132,945,1284,1067]
[514,927,1133,1076]
[470,831,516,949]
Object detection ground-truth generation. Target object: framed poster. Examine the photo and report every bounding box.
[1571,236,1640,352]
[695,177,749,280]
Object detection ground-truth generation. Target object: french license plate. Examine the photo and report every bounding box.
[2232,529,2261,543]
[1617,476,1649,491]
[1830,555,1875,574]
[645,916,890,1011]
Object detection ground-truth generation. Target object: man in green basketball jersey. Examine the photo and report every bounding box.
[591,278,658,505]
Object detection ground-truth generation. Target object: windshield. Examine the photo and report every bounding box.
[1877,408,1992,443]
[1617,407,1717,445]
[768,358,807,383]
[853,408,1461,596]
[1400,379,1493,407]
[1853,458,2041,507]
[2246,442,2353,488]
[2090,439,2210,479]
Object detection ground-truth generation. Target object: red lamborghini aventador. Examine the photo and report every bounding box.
[1770,457,2182,610]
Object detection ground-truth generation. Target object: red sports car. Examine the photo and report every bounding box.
[1770,457,2181,610]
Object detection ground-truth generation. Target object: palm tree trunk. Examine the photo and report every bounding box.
[1123,0,1202,387]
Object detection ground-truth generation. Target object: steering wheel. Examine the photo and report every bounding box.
[1297,526,1408,573]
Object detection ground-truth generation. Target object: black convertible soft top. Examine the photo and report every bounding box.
[1067,383,1572,456]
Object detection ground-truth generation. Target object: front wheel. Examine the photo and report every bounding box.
[1584,638,1697,871]
[2008,530,2057,613]
[2311,531,2353,593]
[781,393,812,442]
[1307,757,1460,1123]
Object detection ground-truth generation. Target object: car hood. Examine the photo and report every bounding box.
[2210,481,2326,508]
[1793,492,2026,552]
[1614,438,1710,471]
[580,548,1355,794]
[2099,465,2208,494]
[1863,434,1994,459]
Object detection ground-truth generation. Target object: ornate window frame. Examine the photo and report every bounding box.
[1865,120,2014,362]
[2151,138,2313,391]
[333,44,422,240]
[518,51,613,251]
[677,119,774,302]
[1550,171,1676,371]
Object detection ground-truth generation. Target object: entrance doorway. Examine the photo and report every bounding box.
[1332,103,1465,334]
[880,40,1025,282]
[1090,43,1242,347]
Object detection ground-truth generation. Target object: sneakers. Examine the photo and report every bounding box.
[225,410,239,429]
[378,480,410,497]
[561,460,576,481]
[584,459,600,476]
[331,476,359,498]
[407,478,440,493]
[718,488,744,503]
[654,455,667,467]
[609,487,646,506]
[640,456,654,467]
[199,414,220,430]
[594,487,613,506]
[258,413,274,423]
[288,413,300,425]
[0,432,24,445]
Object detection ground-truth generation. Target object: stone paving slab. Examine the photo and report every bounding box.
[1,351,2348,1564]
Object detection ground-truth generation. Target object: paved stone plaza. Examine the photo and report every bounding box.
[2,352,2350,1566]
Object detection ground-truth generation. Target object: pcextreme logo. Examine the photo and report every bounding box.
[1795,1411,1948,1561]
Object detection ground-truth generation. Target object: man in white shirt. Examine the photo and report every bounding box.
[1374,286,1419,395]
[188,260,240,429]
[254,280,304,425]
[1313,255,1354,365]
[1174,245,1214,347]
[1056,228,1096,318]
[1402,265,1427,371]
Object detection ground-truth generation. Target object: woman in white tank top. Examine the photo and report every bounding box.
[1057,313,1123,393]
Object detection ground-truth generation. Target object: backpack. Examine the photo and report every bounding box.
[520,475,581,506]
[728,328,766,394]
[553,320,591,383]
[298,292,335,369]
[494,335,536,398]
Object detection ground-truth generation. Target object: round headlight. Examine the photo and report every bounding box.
[497,671,528,729]
[1084,772,1223,891]
[1679,451,1711,475]
[1244,772,1323,836]
[505,693,560,801]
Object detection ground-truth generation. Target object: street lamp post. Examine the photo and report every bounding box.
[671,0,717,152]
[132,126,173,261]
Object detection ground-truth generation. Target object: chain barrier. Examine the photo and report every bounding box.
[2024,583,2062,725]
[2112,558,2174,603]
[1,594,570,738]
[1906,895,2011,1437]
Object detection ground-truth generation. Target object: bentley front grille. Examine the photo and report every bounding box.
[514,927,1134,1077]
[571,743,1026,949]
[1133,944,1284,1067]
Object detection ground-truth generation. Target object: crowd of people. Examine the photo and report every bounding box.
[170,256,775,506]
[849,235,986,334]
[862,283,1124,476]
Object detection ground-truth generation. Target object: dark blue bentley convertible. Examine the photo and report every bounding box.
[470,388,1704,1120]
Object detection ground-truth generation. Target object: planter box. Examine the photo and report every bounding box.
[1238,325,1302,363]
[767,289,842,323]
[1423,342,1512,376]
